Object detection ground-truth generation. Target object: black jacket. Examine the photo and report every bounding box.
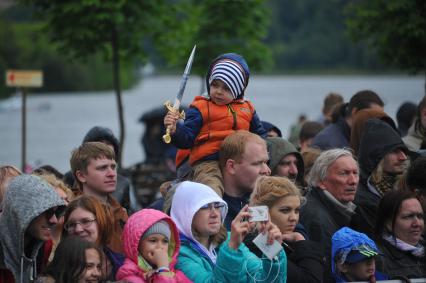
[299,187,356,283]
[354,119,407,237]
[377,239,426,279]
[244,234,324,283]
[223,192,250,230]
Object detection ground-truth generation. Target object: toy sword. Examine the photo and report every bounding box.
[162,45,196,143]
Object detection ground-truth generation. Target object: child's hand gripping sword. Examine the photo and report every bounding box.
[163,45,196,144]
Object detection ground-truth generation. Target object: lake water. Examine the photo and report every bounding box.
[0,75,424,172]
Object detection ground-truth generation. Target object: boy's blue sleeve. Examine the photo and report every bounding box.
[172,106,203,149]
[249,111,267,138]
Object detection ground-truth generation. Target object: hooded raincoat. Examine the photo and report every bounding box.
[331,227,388,282]
[116,209,191,283]
[354,119,408,237]
[0,175,66,283]
[266,137,305,188]
[171,181,287,283]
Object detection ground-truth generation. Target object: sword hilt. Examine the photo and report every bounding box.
[163,100,185,144]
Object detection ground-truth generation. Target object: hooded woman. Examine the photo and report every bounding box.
[170,181,287,283]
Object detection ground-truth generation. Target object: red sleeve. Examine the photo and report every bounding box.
[0,268,15,283]
[42,239,53,269]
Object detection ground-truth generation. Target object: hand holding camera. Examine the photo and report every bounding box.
[248,206,269,222]
[229,205,255,250]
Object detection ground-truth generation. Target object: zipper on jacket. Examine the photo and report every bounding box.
[228,104,237,130]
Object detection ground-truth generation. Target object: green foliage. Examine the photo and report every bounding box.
[346,0,426,74]
[21,0,161,63]
[265,0,385,71]
[0,17,135,98]
[155,0,272,78]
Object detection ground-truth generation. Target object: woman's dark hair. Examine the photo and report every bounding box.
[348,90,384,114]
[374,190,418,241]
[43,236,102,283]
[333,90,384,123]
[406,156,426,192]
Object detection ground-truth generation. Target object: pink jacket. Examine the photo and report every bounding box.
[116,209,192,283]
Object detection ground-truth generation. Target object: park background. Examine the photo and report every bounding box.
[0,0,425,171]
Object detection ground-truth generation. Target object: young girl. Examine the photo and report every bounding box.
[171,181,287,283]
[36,236,102,283]
[116,209,192,283]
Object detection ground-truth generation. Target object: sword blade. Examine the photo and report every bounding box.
[173,45,196,109]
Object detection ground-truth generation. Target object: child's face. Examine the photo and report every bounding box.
[138,233,169,266]
[210,79,234,105]
[342,257,376,281]
[78,248,101,283]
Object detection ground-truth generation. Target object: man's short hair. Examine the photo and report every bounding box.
[219,131,265,170]
[299,121,324,143]
[348,90,384,114]
[323,93,343,115]
[70,142,115,190]
[307,148,356,187]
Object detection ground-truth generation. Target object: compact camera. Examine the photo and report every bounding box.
[248,206,269,222]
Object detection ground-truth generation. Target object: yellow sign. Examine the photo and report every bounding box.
[6,70,43,88]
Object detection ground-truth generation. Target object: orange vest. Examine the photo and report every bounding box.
[175,149,190,168]
[188,96,255,165]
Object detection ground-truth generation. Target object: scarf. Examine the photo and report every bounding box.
[383,234,425,257]
[323,190,357,215]
[371,173,398,196]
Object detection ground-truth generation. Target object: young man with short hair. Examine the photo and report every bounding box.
[70,141,128,252]
[219,131,271,229]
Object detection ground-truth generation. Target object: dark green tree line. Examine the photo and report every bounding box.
[346,0,426,90]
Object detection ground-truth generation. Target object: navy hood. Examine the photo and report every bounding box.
[261,121,282,137]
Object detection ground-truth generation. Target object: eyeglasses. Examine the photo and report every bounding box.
[200,202,225,212]
[44,207,64,220]
[64,218,97,232]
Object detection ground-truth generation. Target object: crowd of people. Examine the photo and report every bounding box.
[0,52,425,283]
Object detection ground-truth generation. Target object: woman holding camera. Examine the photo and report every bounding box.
[248,176,324,283]
[170,181,287,283]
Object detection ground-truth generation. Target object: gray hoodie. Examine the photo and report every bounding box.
[0,174,65,283]
[266,137,305,187]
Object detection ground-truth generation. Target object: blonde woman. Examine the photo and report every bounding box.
[0,165,21,213]
[248,176,324,283]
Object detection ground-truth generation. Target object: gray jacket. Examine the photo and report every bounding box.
[0,175,65,283]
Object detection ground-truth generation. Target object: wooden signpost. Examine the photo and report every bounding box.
[5,70,43,171]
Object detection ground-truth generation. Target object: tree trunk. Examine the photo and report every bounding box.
[112,27,125,168]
